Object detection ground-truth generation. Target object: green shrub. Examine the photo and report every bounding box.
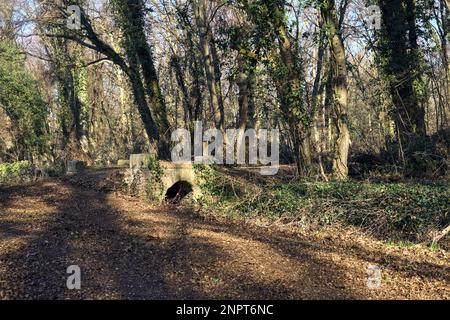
[0,40,49,159]
[0,161,35,184]
[194,165,242,201]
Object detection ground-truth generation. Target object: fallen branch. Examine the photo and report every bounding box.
[432,224,450,245]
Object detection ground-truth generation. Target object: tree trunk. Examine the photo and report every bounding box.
[276,22,313,175]
[442,0,450,128]
[379,0,427,155]
[126,55,161,155]
[50,37,87,156]
[171,55,194,126]
[112,0,170,158]
[237,55,257,131]
[193,0,225,132]
[445,0,450,12]
[320,0,351,180]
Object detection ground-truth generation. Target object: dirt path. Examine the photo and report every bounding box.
[0,180,449,300]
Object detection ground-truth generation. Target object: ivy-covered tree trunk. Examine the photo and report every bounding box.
[443,0,450,124]
[276,21,313,175]
[242,0,314,175]
[128,0,170,140]
[126,52,162,154]
[49,37,89,158]
[320,0,350,180]
[112,0,170,159]
[378,0,427,156]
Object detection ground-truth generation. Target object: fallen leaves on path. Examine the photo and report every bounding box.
[0,180,448,300]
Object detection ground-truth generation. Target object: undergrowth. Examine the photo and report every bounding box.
[0,161,36,185]
[194,166,450,243]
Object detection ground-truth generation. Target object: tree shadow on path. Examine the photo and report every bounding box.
[0,180,379,299]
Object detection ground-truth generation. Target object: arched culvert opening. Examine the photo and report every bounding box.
[165,181,193,204]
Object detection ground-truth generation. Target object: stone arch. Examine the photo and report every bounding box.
[158,161,202,202]
[165,181,193,203]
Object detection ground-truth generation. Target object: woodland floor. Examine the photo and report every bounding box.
[0,177,449,300]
